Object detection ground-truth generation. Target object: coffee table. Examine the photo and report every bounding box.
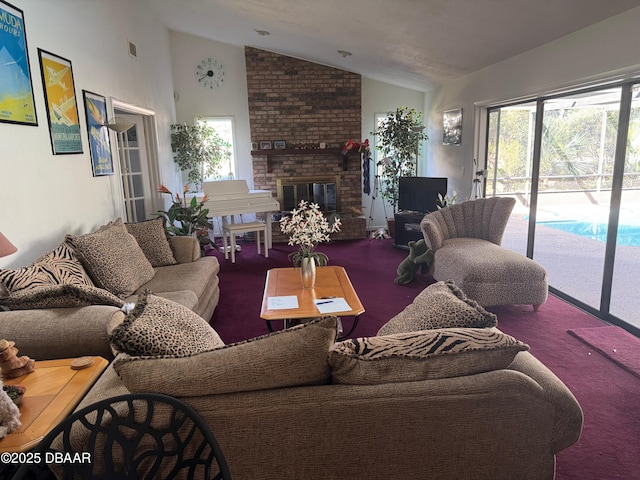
[0,356,109,453]
[260,266,365,338]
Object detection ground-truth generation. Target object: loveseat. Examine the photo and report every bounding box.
[0,218,220,361]
[62,281,581,480]
[420,197,548,310]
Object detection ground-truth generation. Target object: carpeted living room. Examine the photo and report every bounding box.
[1,1,640,479]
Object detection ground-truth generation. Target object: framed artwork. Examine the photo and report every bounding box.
[82,90,114,176]
[38,49,82,154]
[443,108,462,146]
[273,140,286,150]
[259,140,272,150]
[0,0,38,126]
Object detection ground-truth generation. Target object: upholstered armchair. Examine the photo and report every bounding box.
[420,197,548,310]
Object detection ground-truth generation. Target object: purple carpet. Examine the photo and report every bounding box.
[207,237,640,480]
[567,326,640,380]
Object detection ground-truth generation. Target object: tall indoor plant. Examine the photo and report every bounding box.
[170,118,231,191]
[371,107,429,214]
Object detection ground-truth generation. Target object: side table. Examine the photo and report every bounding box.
[0,356,108,453]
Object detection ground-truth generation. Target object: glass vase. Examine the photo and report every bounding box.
[300,257,317,289]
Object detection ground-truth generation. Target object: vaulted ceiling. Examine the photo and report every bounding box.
[143,0,640,92]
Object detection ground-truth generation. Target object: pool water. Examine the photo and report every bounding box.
[538,220,640,247]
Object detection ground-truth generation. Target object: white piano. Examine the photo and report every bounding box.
[202,180,280,248]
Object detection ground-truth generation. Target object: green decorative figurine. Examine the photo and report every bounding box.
[394,239,433,285]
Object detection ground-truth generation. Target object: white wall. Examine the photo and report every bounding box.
[0,0,176,268]
[427,6,640,201]
[169,31,253,185]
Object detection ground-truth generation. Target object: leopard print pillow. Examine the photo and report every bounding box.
[377,280,497,335]
[125,217,177,267]
[109,290,223,357]
[66,219,155,298]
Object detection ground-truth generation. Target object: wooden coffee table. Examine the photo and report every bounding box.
[260,266,365,338]
[0,356,109,453]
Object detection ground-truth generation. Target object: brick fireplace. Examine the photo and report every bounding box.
[245,47,367,241]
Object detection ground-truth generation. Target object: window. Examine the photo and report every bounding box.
[202,117,236,180]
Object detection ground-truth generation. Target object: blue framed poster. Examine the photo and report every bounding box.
[82,90,114,176]
[0,0,38,126]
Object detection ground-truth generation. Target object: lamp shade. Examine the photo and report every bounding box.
[0,232,17,258]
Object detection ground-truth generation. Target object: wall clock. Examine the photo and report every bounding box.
[196,57,224,89]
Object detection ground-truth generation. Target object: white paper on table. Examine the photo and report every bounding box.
[313,297,351,314]
[267,296,299,310]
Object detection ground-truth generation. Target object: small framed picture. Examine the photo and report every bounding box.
[259,140,272,150]
[251,142,258,151]
[443,108,462,146]
[274,140,286,150]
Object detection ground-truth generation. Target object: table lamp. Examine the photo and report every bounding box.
[0,232,17,258]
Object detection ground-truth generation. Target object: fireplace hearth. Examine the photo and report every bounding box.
[277,176,340,212]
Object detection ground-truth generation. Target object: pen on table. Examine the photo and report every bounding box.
[316,300,333,305]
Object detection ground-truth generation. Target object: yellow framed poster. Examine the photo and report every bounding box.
[38,49,83,154]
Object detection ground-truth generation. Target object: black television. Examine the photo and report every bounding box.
[398,177,448,214]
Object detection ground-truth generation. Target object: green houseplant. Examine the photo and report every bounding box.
[371,107,429,213]
[170,119,231,191]
[156,184,216,253]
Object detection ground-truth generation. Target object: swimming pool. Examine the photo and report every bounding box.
[538,220,640,247]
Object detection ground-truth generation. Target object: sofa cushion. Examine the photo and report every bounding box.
[0,284,124,310]
[0,242,94,294]
[109,290,223,357]
[112,316,339,396]
[66,219,155,298]
[377,280,497,335]
[329,327,529,385]
[125,217,177,267]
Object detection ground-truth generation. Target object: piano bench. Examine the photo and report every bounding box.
[222,221,268,263]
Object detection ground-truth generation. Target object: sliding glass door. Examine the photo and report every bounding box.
[485,82,639,334]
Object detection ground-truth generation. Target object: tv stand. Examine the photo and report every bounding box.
[393,211,425,249]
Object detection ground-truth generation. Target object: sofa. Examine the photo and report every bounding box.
[57,281,581,480]
[420,197,548,310]
[0,218,220,361]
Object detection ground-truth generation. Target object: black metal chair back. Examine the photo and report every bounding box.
[12,392,231,480]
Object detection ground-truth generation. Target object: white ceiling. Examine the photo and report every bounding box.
[142,0,640,92]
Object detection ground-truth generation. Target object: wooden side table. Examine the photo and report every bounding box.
[0,357,108,453]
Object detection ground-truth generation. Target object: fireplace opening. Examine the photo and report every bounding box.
[277,176,340,212]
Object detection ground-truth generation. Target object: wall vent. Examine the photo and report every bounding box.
[128,40,137,58]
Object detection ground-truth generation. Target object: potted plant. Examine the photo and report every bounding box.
[371,107,429,218]
[156,184,217,254]
[170,118,231,192]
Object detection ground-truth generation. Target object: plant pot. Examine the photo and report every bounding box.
[3,385,26,406]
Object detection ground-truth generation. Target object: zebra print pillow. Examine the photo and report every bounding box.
[0,242,94,294]
[329,328,529,385]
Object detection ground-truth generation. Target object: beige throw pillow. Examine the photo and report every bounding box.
[125,217,177,267]
[66,219,155,298]
[377,280,497,335]
[329,327,529,385]
[113,316,339,396]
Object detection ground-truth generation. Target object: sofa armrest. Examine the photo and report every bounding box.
[0,306,124,361]
[420,215,444,251]
[169,236,201,263]
[508,351,583,453]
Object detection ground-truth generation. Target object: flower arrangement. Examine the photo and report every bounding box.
[156,184,216,252]
[279,200,341,266]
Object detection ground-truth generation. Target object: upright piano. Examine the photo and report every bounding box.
[202,180,280,248]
